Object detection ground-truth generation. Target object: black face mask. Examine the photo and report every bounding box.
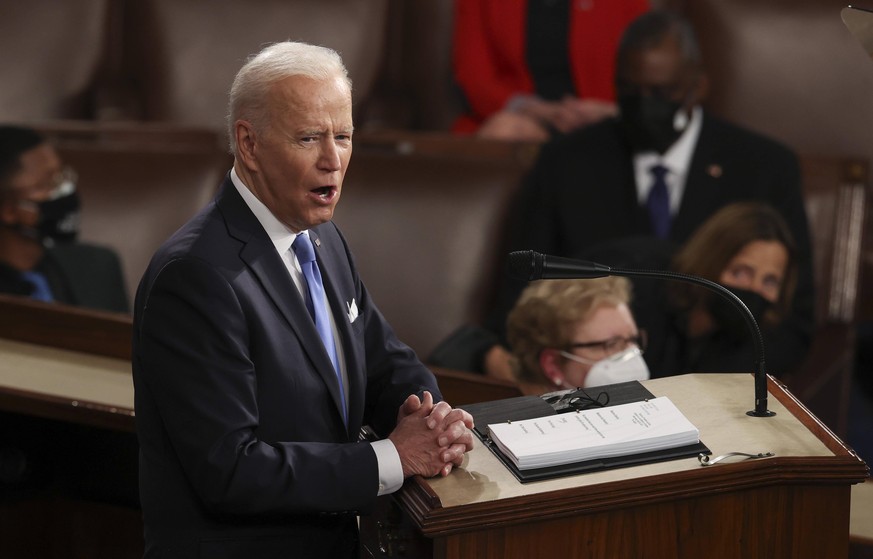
[17,187,81,246]
[618,93,687,154]
[706,286,774,341]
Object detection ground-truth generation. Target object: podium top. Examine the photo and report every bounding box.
[0,337,134,431]
[843,6,873,59]
[419,374,867,514]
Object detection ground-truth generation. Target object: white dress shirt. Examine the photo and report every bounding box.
[633,106,703,216]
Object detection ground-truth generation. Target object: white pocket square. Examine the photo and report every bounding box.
[347,299,359,323]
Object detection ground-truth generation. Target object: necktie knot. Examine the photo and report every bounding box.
[650,164,669,181]
[292,233,316,264]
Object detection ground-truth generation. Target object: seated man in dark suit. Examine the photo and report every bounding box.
[433,9,815,380]
[0,125,128,313]
[132,41,474,558]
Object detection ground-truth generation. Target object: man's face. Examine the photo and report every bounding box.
[240,74,353,233]
[615,34,705,154]
[616,34,702,109]
[2,143,65,228]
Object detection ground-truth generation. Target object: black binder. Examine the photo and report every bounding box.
[460,381,710,483]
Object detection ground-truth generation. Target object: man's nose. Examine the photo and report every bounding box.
[318,140,342,171]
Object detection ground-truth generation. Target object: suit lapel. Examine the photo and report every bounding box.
[598,123,650,238]
[309,228,362,434]
[617,152,649,234]
[671,113,726,241]
[216,182,349,427]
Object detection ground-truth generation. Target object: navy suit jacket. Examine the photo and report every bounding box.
[489,112,815,376]
[132,176,440,558]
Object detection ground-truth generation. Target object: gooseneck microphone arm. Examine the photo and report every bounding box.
[508,250,775,417]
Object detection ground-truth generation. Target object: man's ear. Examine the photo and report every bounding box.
[234,120,259,171]
[539,348,566,387]
[0,199,21,226]
[690,72,709,106]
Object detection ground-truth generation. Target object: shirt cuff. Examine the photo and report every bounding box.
[371,439,404,496]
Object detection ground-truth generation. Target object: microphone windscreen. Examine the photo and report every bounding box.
[508,250,543,281]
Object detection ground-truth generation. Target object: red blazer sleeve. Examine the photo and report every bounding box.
[453,0,532,127]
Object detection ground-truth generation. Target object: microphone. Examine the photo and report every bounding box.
[508,250,775,417]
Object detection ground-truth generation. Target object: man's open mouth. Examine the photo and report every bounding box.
[311,186,335,200]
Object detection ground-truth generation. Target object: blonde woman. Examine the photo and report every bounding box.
[507,276,648,394]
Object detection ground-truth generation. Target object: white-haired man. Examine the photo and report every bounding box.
[132,41,473,558]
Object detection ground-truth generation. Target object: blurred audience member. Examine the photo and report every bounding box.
[481,9,814,371]
[506,276,648,394]
[0,125,127,312]
[452,0,649,141]
[649,202,803,377]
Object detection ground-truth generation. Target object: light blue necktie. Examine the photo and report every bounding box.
[292,233,347,425]
[647,164,671,239]
[20,270,54,302]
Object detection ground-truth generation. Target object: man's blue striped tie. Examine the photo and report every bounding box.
[292,233,347,426]
[647,164,671,239]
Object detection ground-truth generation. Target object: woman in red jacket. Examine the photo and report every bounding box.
[453,0,649,140]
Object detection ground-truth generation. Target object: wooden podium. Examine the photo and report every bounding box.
[362,374,869,559]
[0,296,868,558]
[0,296,141,559]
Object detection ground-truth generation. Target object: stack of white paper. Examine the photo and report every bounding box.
[487,396,699,470]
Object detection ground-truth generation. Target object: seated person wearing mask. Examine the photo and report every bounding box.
[132,41,474,557]
[506,276,648,394]
[430,9,813,382]
[0,125,127,313]
[648,202,801,377]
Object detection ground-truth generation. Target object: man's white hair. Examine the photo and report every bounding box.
[226,41,351,156]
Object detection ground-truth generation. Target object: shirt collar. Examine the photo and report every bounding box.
[634,105,703,175]
[230,167,306,255]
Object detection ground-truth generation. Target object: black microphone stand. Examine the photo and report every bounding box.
[509,250,775,417]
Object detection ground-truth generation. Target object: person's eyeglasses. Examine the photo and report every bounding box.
[564,331,647,361]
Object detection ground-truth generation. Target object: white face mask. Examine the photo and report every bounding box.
[561,346,650,388]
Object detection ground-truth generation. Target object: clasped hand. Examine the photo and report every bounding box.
[388,391,475,478]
